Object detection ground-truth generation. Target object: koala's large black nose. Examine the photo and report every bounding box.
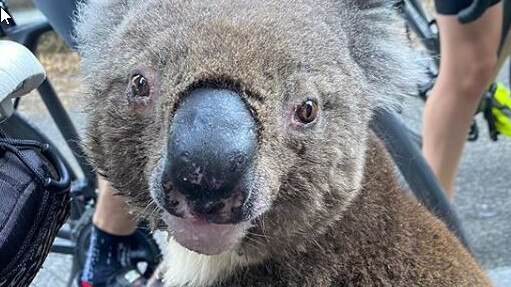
[162,88,257,207]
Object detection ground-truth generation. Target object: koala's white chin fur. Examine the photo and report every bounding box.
[162,238,252,287]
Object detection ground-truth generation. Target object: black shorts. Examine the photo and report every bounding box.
[435,0,501,15]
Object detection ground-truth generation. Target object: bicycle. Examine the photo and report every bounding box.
[0,0,485,286]
[398,0,511,144]
[0,1,161,286]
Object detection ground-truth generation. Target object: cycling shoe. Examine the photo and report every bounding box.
[78,268,147,287]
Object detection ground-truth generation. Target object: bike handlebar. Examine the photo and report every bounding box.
[457,0,494,24]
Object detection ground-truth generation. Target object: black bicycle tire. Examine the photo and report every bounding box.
[371,109,471,250]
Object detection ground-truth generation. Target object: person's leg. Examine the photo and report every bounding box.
[80,178,138,286]
[423,3,502,198]
[92,178,138,235]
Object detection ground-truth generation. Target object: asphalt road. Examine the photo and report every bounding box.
[7,7,511,287]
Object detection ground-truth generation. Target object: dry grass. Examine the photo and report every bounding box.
[6,0,34,10]
[37,32,80,75]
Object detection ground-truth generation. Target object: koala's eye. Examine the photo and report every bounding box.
[130,74,150,97]
[295,100,319,124]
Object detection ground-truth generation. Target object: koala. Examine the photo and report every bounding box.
[75,0,492,286]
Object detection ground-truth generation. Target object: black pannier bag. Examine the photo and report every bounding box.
[0,134,70,287]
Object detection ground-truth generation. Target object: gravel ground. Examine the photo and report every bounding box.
[5,6,510,287]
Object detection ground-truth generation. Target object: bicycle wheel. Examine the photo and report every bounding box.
[397,0,438,146]
[371,109,471,250]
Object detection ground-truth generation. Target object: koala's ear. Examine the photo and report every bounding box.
[344,0,425,110]
[73,0,135,59]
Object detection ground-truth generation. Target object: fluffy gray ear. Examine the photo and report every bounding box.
[343,0,426,109]
[73,0,135,61]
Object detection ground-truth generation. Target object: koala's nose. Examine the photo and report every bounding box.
[162,88,257,207]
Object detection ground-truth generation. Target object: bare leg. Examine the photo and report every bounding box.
[423,4,502,198]
[93,177,138,235]
[80,177,139,285]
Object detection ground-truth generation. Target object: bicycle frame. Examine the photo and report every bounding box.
[399,0,440,66]
[0,0,97,256]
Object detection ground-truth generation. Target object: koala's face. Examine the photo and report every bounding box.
[78,0,416,256]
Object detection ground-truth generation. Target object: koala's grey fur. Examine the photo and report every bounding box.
[75,0,492,286]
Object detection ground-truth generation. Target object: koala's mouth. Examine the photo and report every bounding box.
[151,176,256,255]
[150,87,260,255]
[161,211,251,255]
